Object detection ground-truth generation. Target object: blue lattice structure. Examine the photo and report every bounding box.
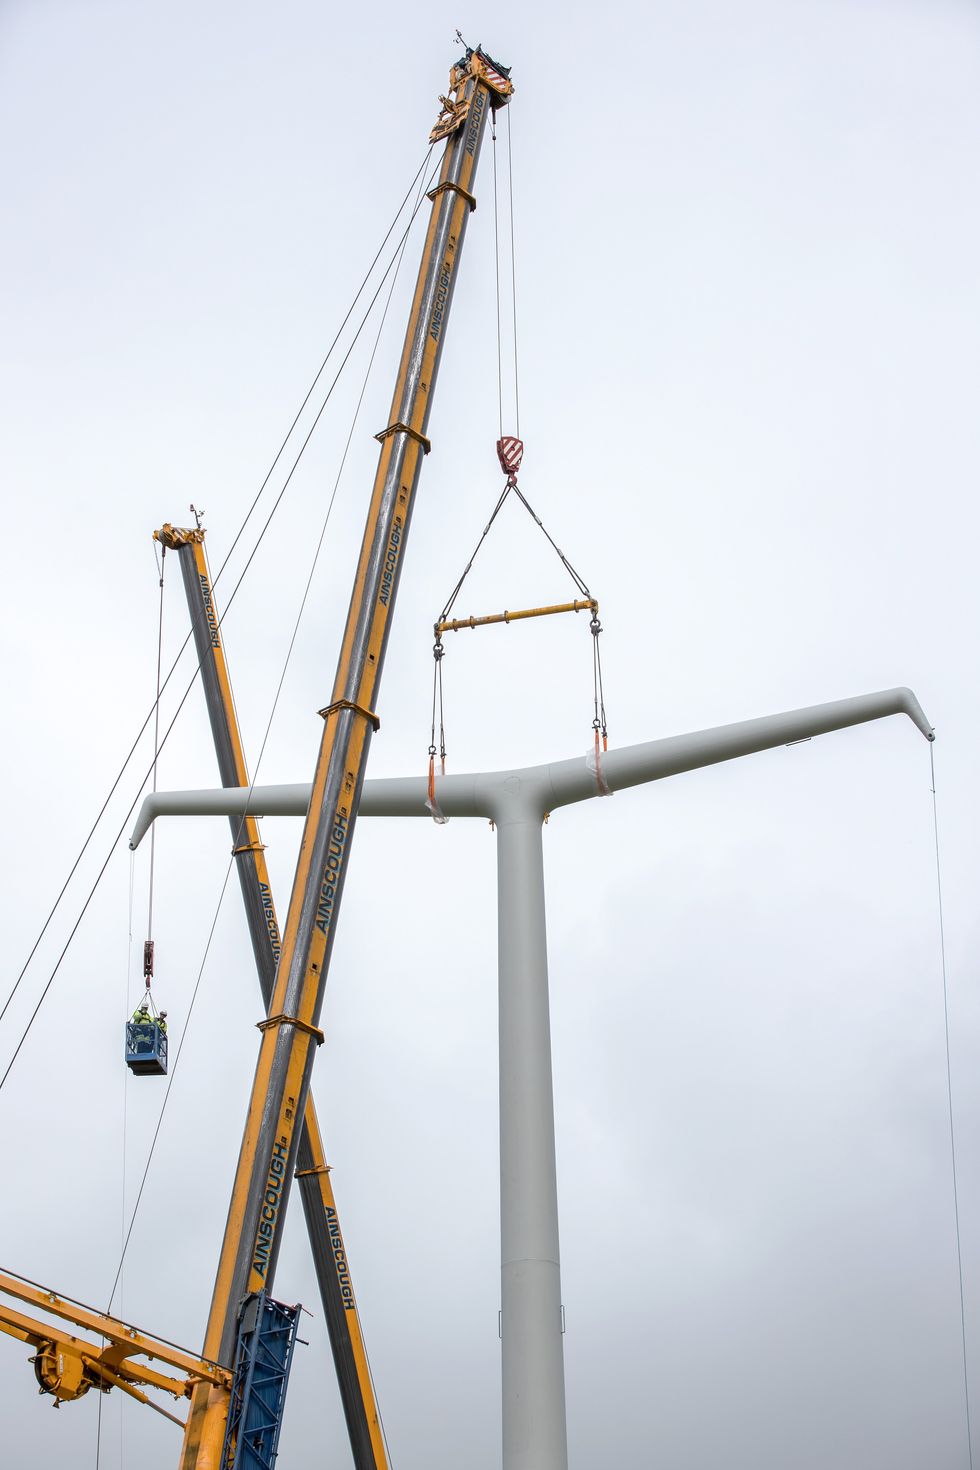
[221,1291,300,1470]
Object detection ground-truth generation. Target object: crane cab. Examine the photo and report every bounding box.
[126,1014,168,1076]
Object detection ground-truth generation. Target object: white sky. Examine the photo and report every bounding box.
[2,2,979,1467]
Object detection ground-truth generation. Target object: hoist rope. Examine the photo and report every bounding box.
[431,101,598,781]
[491,103,520,440]
[930,744,974,1470]
[102,168,424,1366]
[106,852,237,1312]
[0,150,441,1091]
[507,103,521,437]
[0,146,435,1041]
[492,117,504,441]
[94,1365,104,1467]
[145,544,166,949]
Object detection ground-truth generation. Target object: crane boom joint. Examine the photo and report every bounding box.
[255,1014,325,1045]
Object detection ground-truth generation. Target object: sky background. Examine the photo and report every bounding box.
[2,1,979,1466]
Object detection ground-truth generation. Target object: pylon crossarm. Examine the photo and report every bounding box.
[130,686,934,845]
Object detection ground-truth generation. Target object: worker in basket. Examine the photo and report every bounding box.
[131,1002,167,1033]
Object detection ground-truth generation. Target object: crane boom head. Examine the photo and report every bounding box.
[430,43,513,142]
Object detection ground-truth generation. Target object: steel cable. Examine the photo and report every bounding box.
[930,743,974,1470]
[0,150,441,1091]
[101,153,427,1369]
[0,145,434,1038]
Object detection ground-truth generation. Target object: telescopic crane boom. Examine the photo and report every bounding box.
[179,45,513,1468]
[154,521,388,1469]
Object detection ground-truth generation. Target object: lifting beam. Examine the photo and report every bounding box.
[435,598,597,636]
[178,46,512,1469]
[155,521,389,1470]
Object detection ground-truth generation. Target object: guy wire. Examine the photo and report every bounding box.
[0,150,439,1062]
[930,743,974,1470]
[103,152,425,1317]
[0,145,435,1036]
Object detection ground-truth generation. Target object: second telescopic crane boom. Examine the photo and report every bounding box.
[155,521,389,1469]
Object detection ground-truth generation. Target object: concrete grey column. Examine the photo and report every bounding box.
[496,806,568,1470]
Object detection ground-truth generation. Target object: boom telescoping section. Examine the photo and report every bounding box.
[155,522,389,1470]
[177,46,514,1470]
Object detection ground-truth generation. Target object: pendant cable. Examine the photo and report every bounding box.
[100,178,424,1466]
[0,144,436,1044]
[930,743,973,1470]
[0,149,442,1094]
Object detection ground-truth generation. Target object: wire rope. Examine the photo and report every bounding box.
[94,1363,104,1467]
[102,158,426,1322]
[930,743,974,1470]
[506,104,521,436]
[145,546,166,948]
[105,849,237,1312]
[0,155,441,1086]
[0,146,434,1037]
[508,483,591,596]
[492,115,504,440]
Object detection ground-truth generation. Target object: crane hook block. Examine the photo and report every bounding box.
[496,436,524,479]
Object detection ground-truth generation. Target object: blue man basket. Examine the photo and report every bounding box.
[126,1020,168,1076]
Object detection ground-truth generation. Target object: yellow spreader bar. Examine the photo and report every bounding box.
[436,598,597,635]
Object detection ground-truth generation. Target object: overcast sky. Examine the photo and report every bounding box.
[2,2,980,1467]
